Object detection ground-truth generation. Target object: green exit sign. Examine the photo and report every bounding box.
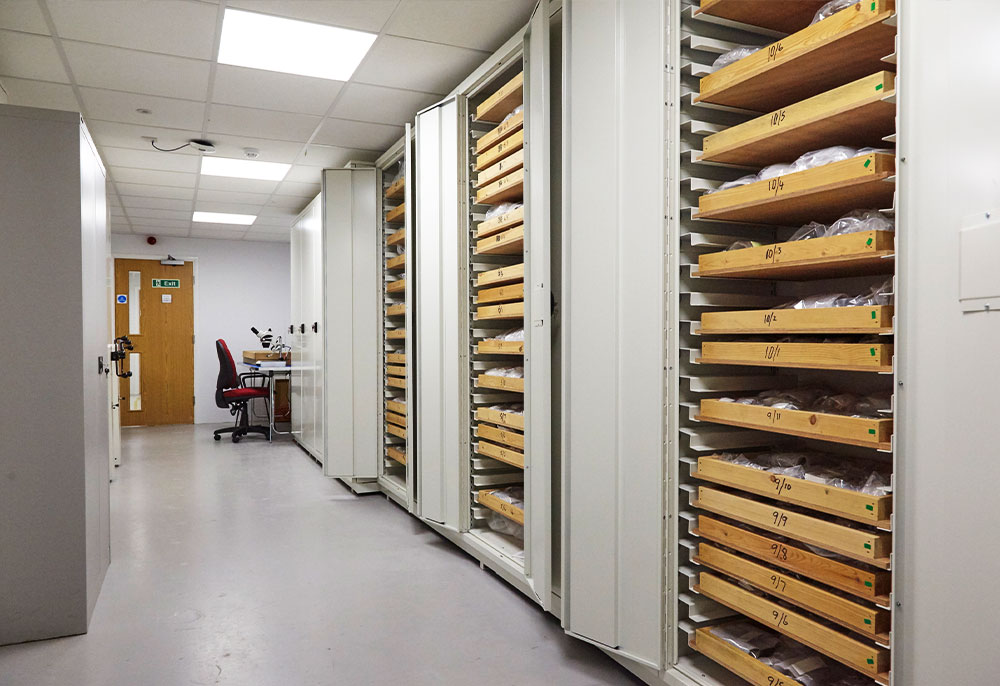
[152,278,180,288]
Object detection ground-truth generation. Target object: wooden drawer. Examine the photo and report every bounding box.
[386,227,405,246]
[478,282,523,304]
[386,399,406,416]
[477,373,524,393]
[694,486,890,565]
[386,411,406,428]
[695,454,892,525]
[477,339,524,356]
[386,353,406,365]
[695,515,890,601]
[477,440,524,469]
[701,72,896,166]
[477,148,524,190]
[385,176,405,200]
[476,406,524,431]
[476,110,524,154]
[386,423,406,439]
[477,262,524,288]
[477,489,525,525]
[691,623,807,686]
[475,168,524,206]
[475,71,523,123]
[386,278,406,294]
[476,129,524,171]
[476,225,524,256]
[700,305,894,334]
[698,398,893,450]
[476,422,524,450]
[477,204,524,239]
[699,341,894,373]
[385,202,405,224]
[385,328,406,340]
[386,446,406,465]
[385,303,406,317]
[386,376,406,390]
[696,543,889,639]
[697,0,897,111]
[477,301,524,321]
[696,230,894,280]
[695,0,827,33]
[386,364,406,377]
[385,253,406,270]
[697,573,888,680]
[696,153,895,226]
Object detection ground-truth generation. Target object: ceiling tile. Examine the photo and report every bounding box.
[125,207,194,221]
[0,2,50,34]
[386,0,534,51]
[212,64,343,116]
[137,225,190,237]
[114,183,195,200]
[195,189,272,205]
[225,0,398,32]
[244,232,290,243]
[206,104,321,142]
[266,195,311,211]
[294,145,380,169]
[331,82,438,127]
[129,217,193,229]
[190,224,249,238]
[0,30,68,83]
[198,132,305,164]
[275,180,320,198]
[110,207,127,217]
[196,175,280,195]
[110,224,134,235]
[110,167,197,188]
[81,88,206,130]
[63,41,211,100]
[120,196,194,211]
[283,164,325,183]
[0,76,78,111]
[194,200,266,215]
[87,120,202,152]
[102,146,201,174]
[46,0,219,60]
[352,35,488,95]
[313,118,402,152]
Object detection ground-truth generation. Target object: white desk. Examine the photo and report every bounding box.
[241,363,298,441]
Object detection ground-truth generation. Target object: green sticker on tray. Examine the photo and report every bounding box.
[875,83,884,91]
[871,310,877,319]
[866,237,873,246]
[870,347,876,356]
[868,658,875,665]
[864,158,872,168]
[865,618,872,625]
[866,504,874,511]
[864,543,873,550]
[868,428,877,435]
[865,581,873,587]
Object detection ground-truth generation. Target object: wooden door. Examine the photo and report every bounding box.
[113,258,195,426]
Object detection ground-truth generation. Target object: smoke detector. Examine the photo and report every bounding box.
[243,147,260,159]
[189,139,217,154]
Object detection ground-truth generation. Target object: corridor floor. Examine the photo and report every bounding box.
[0,425,641,686]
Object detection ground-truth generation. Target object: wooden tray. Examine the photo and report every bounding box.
[386,446,406,465]
[477,422,524,450]
[695,0,828,33]
[477,440,525,469]
[700,305,894,334]
[385,303,406,317]
[477,262,524,288]
[386,399,407,415]
[699,341,894,373]
[476,129,523,171]
[386,227,405,246]
[386,410,406,428]
[386,423,406,439]
[385,253,406,270]
[695,454,892,525]
[475,71,524,123]
[477,373,524,393]
[694,486,890,565]
[475,406,524,431]
[386,278,406,294]
[477,225,524,256]
[477,204,524,239]
[385,203,405,224]
[386,364,406,377]
[691,623,807,686]
[386,353,406,365]
[476,110,524,154]
[478,339,524,356]
[698,398,893,450]
[477,301,524,320]
[701,72,897,166]
[475,168,524,206]
[694,515,890,601]
[696,0,897,110]
[385,176,405,200]
[695,153,895,225]
[696,573,889,681]
[478,282,523,304]
[476,149,524,189]
[696,230,894,280]
[386,377,406,390]
[385,328,406,340]
[478,489,525,525]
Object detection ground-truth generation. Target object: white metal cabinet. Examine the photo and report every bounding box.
[290,197,322,462]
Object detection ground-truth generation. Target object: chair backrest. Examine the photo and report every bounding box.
[215,339,239,408]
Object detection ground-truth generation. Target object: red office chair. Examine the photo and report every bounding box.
[213,339,270,443]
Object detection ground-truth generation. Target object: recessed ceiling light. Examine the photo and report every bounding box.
[193,211,256,225]
[201,156,291,181]
[217,9,376,81]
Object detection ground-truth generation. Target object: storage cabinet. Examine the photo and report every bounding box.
[290,197,324,463]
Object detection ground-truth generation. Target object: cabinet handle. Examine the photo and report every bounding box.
[289,324,294,334]
[312,322,319,333]
[299,323,305,334]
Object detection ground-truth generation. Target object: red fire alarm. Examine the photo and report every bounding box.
[147,236,157,245]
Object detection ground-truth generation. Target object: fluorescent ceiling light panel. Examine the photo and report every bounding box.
[201,157,291,181]
[217,9,376,81]
[193,211,256,225]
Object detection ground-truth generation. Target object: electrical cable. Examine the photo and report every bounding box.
[150,140,191,152]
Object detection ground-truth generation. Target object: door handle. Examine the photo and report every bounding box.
[312,322,318,333]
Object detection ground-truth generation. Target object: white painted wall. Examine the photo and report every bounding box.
[110,234,290,424]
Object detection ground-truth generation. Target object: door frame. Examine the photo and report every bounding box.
[111,253,200,424]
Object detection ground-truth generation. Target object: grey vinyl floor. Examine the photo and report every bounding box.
[0,425,642,686]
